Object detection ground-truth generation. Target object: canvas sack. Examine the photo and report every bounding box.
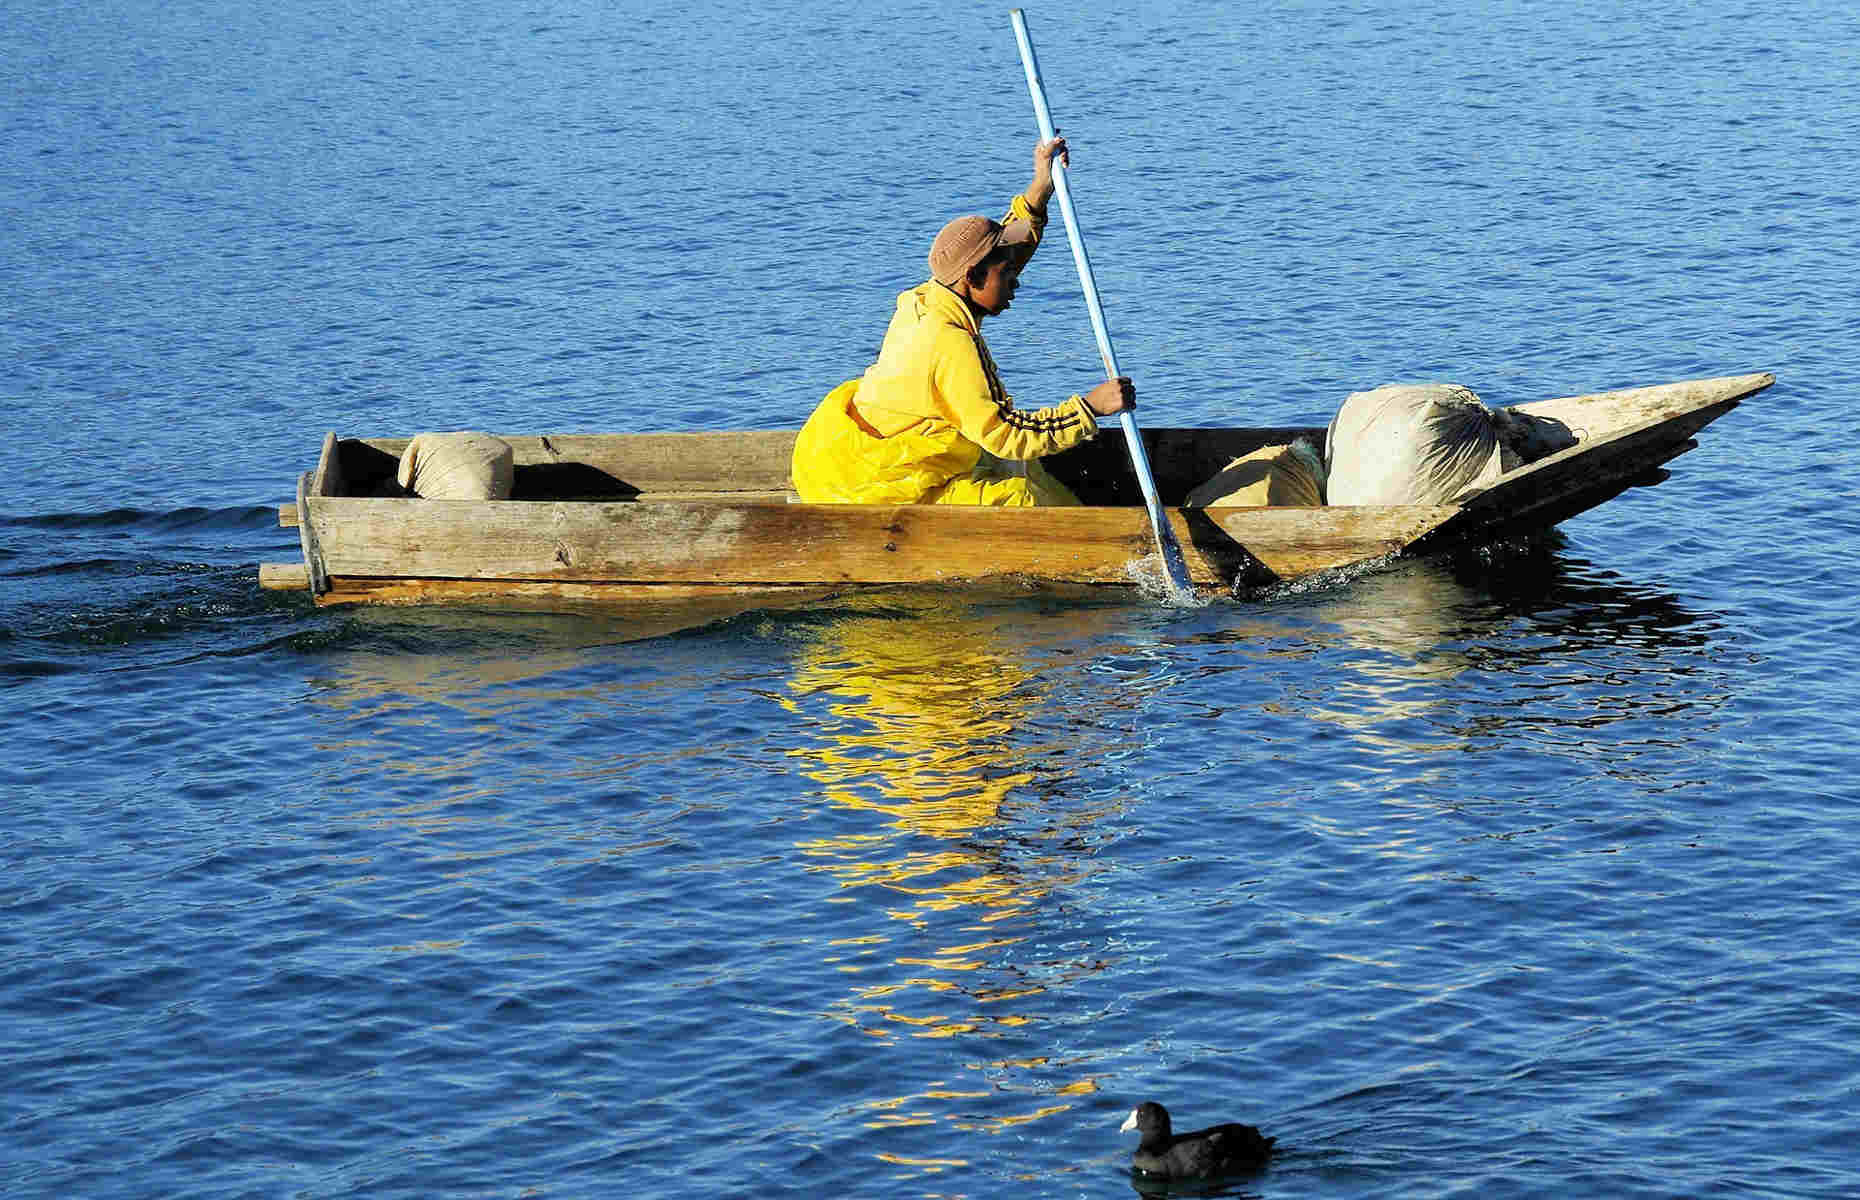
[1184,439,1327,508]
[396,432,515,500]
[1324,383,1510,506]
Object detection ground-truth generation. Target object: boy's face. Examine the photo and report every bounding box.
[969,256,1023,316]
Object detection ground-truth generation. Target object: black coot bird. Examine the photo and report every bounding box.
[1119,1101,1275,1180]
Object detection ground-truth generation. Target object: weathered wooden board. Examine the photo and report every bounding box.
[1512,372,1771,434]
[315,578,844,611]
[301,496,1455,589]
[276,490,798,529]
[259,562,310,591]
[335,432,801,499]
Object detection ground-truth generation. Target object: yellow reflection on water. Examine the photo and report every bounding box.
[860,1078,1100,1135]
[778,593,1135,1175]
[784,593,1115,1091]
[874,1151,968,1169]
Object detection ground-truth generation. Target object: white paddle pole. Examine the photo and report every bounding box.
[1010,9,1194,599]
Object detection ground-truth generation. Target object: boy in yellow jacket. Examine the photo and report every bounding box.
[791,136,1135,506]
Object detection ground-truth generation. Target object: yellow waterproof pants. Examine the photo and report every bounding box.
[926,456,1081,507]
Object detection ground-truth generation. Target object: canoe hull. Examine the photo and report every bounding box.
[261,372,1772,607]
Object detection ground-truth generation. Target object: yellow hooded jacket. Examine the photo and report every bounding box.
[792,195,1098,506]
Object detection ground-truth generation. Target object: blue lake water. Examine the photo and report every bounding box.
[5,1,1860,1196]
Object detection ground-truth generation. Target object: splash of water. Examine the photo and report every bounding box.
[1123,554,1213,609]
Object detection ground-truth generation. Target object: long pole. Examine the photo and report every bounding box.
[1009,9,1194,599]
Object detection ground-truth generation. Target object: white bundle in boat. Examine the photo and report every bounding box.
[1323,383,1514,506]
[396,432,515,500]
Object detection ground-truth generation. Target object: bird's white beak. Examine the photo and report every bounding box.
[1119,1108,1139,1133]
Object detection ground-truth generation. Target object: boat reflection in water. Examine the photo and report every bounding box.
[1315,545,1727,729]
[782,590,1123,1139]
[1217,540,1736,817]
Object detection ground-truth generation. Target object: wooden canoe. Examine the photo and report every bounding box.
[258,372,1772,607]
